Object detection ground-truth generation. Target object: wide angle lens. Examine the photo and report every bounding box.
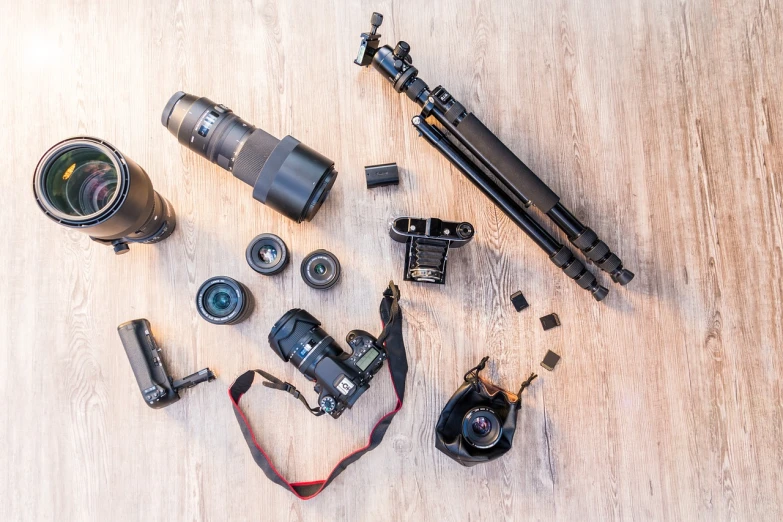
[161,92,338,223]
[462,407,502,449]
[33,137,176,254]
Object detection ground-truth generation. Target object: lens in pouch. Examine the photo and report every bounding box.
[462,407,502,449]
[300,249,341,290]
[196,276,254,325]
[246,234,289,275]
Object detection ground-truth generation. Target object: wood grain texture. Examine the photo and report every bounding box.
[2,0,782,520]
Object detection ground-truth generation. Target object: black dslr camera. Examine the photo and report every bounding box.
[268,310,386,418]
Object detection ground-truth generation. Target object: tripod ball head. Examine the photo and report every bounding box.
[370,12,383,29]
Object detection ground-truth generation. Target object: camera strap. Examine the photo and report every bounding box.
[228,282,407,500]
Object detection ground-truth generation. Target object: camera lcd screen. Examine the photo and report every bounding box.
[356,347,379,371]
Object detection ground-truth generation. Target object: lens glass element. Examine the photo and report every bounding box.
[462,407,502,449]
[246,234,289,275]
[203,283,239,318]
[301,250,341,290]
[44,146,118,216]
[258,245,278,264]
[471,416,492,436]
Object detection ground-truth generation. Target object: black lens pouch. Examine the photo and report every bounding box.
[435,356,536,466]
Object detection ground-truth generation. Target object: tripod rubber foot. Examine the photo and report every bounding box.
[612,268,635,286]
[592,285,609,301]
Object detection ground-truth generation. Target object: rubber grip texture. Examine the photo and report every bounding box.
[233,129,281,188]
[456,114,559,212]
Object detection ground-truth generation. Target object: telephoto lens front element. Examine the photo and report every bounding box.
[462,407,502,449]
[33,137,176,254]
[196,276,254,325]
[161,92,338,223]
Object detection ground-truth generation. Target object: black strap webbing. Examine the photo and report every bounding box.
[228,282,407,499]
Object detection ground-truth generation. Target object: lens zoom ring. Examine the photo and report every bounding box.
[233,129,281,188]
[572,227,598,250]
[286,319,316,355]
[563,258,585,279]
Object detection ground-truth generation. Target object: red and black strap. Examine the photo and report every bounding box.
[228,282,407,500]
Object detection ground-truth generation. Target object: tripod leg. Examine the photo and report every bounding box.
[412,116,608,302]
[546,204,634,285]
[428,97,634,285]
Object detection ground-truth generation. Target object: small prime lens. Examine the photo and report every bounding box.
[161,92,338,223]
[246,233,289,275]
[33,137,176,254]
[300,249,341,290]
[462,407,502,449]
[196,276,254,325]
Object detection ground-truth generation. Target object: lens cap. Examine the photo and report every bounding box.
[246,233,289,275]
[301,249,341,290]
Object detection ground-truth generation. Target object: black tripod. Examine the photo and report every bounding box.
[355,13,634,301]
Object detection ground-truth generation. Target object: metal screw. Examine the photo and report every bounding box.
[410,225,417,231]
[443,228,450,235]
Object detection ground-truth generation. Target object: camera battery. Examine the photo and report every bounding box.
[365,162,399,188]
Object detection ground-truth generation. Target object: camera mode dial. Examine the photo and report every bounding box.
[319,395,337,414]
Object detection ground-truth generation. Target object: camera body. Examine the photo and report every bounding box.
[268,309,386,418]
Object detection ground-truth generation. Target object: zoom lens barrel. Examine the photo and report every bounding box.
[196,276,254,325]
[268,309,340,368]
[33,137,176,254]
[161,92,338,223]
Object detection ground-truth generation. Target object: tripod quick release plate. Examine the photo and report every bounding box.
[389,217,474,284]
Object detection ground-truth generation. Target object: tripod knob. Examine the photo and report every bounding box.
[394,41,411,60]
[370,12,383,28]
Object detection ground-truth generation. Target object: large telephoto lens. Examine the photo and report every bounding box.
[161,92,338,223]
[33,137,176,254]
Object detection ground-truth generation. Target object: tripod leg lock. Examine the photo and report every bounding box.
[549,246,609,301]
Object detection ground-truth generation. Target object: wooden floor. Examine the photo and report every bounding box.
[2,0,782,520]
